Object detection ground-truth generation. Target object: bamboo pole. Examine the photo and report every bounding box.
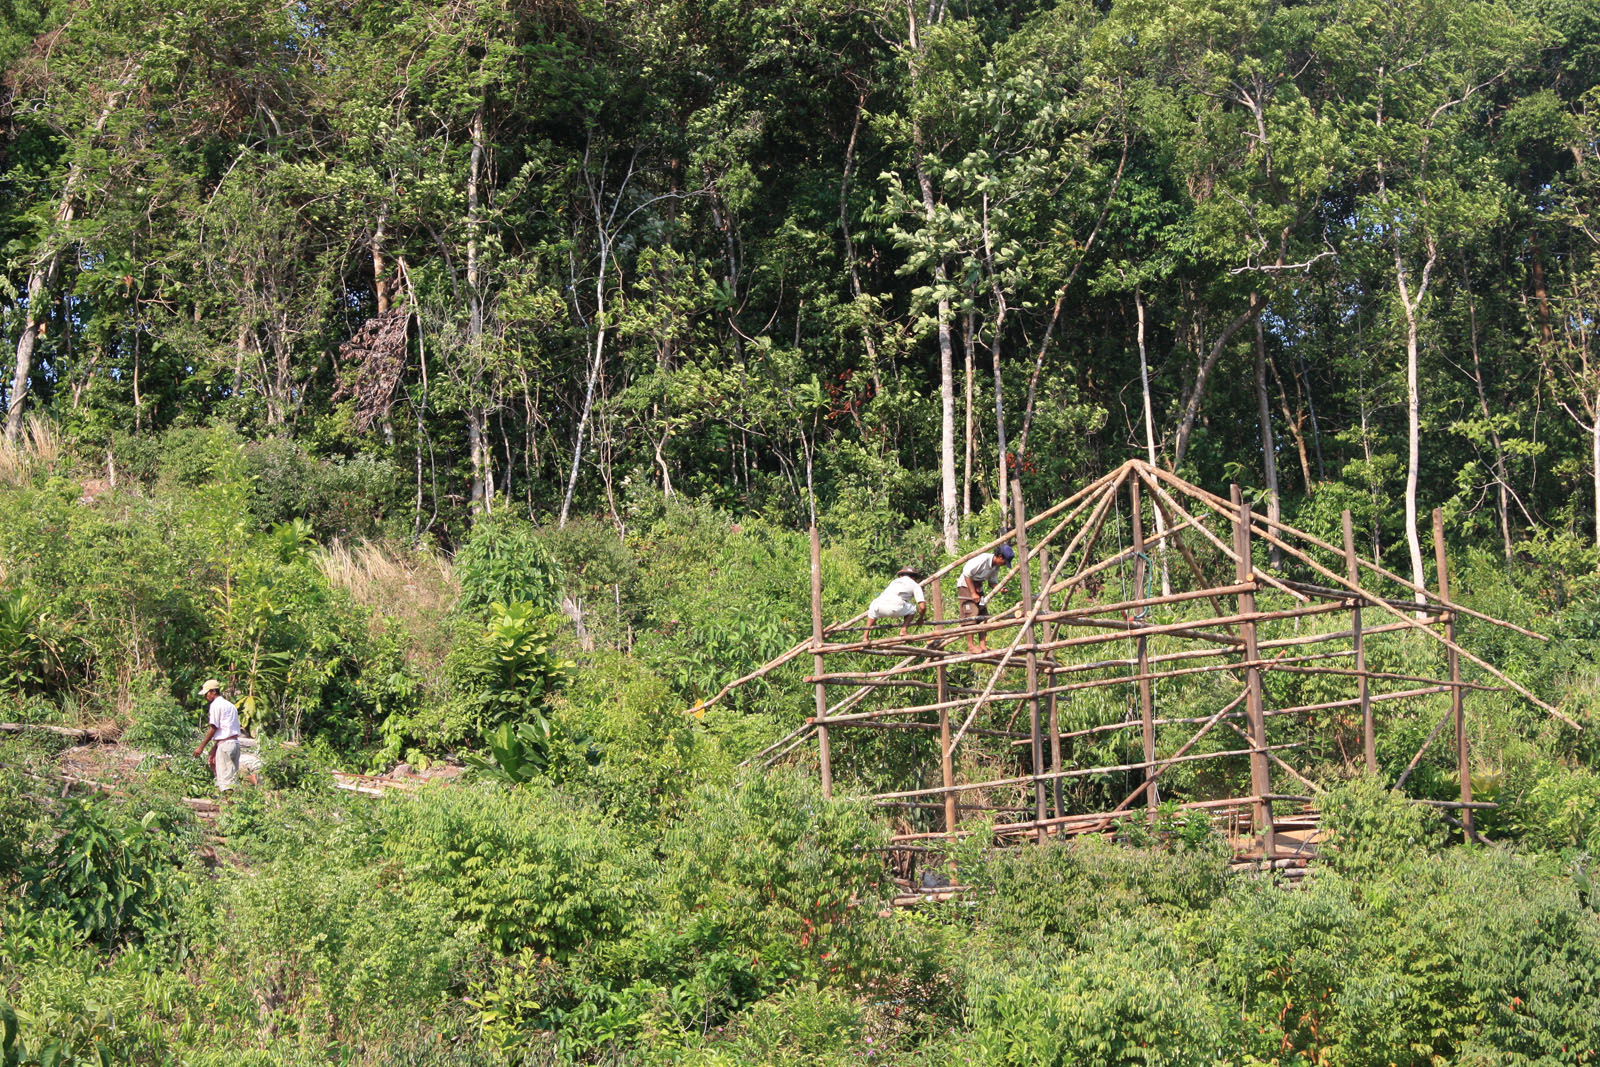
[1148,490,1235,629]
[890,794,1268,843]
[1394,707,1454,791]
[693,466,1130,719]
[1131,478,1158,820]
[1145,462,1548,641]
[1135,467,1308,604]
[812,599,1353,685]
[1220,718,1323,793]
[1270,685,1451,717]
[1233,484,1277,858]
[931,580,957,836]
[1074,687,1251,836]
[1011,479,1049,833]
[1434,508,1473,836]
[1234,509,1576,727]
[865,742,1304,802]
[1344,509,1376,774]
[1268,664,1494,690]
[945,476,1127,754]
[811,525,832,797]
[1039,544,1064,818]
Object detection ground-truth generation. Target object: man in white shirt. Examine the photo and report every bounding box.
[193,679,244,792]
[865,568,927,639]
[958,544,1014,653]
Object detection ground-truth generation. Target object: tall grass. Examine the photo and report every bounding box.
[0,416,61,487]
[316,540,460,669]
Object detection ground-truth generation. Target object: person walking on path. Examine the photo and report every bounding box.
[958,544,1014,653]
[193,679,244,792]
[865,567,927,639]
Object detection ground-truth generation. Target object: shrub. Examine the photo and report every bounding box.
[964,926,1228,1067]
[20,793,196,947]
[1318,776,1446,878]
[384,783,648,959]
[617,771,891,1026]
[215,843,465,1041]
[454,516,562,615]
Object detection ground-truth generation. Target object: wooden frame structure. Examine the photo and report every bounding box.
[719,461,1570,860]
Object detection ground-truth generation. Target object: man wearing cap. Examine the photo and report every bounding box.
[958,544,1015,653]
[193,679,244,792]
[865,567,927,639]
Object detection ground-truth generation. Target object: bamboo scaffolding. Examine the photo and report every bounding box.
[709,460,1554,864]
[865,742,1303,802]
[1149,463,1549,642]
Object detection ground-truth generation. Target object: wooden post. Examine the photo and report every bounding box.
[1432,508,1472,837]
[1040,545,1064,819]
[930,579,956,835]
[810,525,832,797]
[1011,479,1047,832]
[1130,479,1157,820]
[1231,484,1276,857]
[1343,509,1376,775]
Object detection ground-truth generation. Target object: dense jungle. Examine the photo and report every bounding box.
[5,0,1600,1062]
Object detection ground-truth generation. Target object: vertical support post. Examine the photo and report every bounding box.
[1039,545,1063,819]
[810,524,832,797]
[930,579,956,836]
[1011,479,1047,834]
[1130,479,1158,821]
[1432,508,1473,837]
[1343,509,1376,775]
[1231,484,1276,858]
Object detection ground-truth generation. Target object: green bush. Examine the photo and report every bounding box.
[1318,776,1447,878]
[616,772,891,1027]
[964,928,1228,1067]
[213,842,465,1041]
[454,515,562,615]
[20,793,196,948]
[384,783,648,959]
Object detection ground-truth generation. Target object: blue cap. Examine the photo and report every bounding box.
[997,544,1015,563]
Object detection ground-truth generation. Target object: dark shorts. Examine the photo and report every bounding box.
[959,595,987,622]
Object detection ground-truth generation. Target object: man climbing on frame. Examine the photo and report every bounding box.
[865,567,927,639]
[958,543,1014,653]
[193,679,249,792]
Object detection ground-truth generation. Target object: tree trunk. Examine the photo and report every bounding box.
[1266,351,1313,489]
[982,192,1009,521]
[1254,314,1282,565]
[373,208,391,315]
[1172,295,1264,469]
[907,0,957,554]
[1135,289,1171,594]
[1463,284,1514,559]
[963,308,976,518]
[6,262,57,442]
[839,89,881,393]
[1395,238,1437,607]
[5,81,128,442]
[466,105,488,516]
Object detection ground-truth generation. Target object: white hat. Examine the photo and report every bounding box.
[199,679,224,696]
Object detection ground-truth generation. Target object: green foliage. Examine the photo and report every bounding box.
[0,589,61,698]
[616,772,892,1025]
[465,718,554,784]
[384,783,647,959]
[1319,777,1447,878]
[428,601,572,751]
[19,794,194,948]
[454,516,563,616]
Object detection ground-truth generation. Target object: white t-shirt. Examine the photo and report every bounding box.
[882,575,925,608]
[869,576,926,619]
[961,553,1002,586]
[208,696,242,740]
